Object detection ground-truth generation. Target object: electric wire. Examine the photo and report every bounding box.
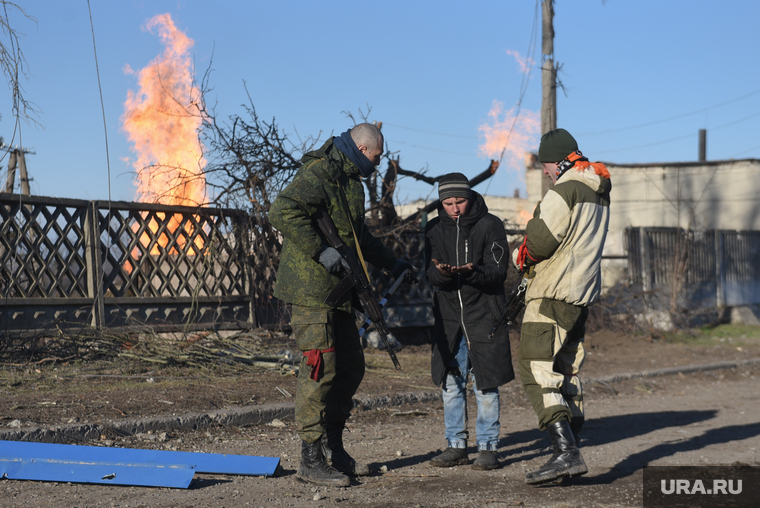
[87,0,112,327]
[595,110,760,156]
[386,139,473,156]
[87,0,112,205]
[384,123,478,139]
[731,143,760,158]
[483,0,540,196]
[383,0,541,195]
[579,87,760,137]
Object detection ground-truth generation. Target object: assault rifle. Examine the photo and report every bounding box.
[488,275,528,338]
[313,208,402,370]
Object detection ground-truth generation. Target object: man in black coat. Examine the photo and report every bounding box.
[424,172,515,470]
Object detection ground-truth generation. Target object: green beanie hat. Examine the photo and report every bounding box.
[538,128,578,163]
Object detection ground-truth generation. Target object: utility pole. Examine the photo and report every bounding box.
[540,0,557,197]
[3,142,35,195]
[541,0,557,135]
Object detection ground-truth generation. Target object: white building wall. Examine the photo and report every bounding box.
[394,159,760,290]
[525,159,760,287]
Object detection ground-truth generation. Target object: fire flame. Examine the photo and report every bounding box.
[121,13,207,260]
[478,100,540,193]
[517,209,533,227]
[478,100,540,163]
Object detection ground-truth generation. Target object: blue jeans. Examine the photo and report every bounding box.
[441,336,501,451]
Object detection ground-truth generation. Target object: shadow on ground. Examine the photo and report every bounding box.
[496,409,760,484]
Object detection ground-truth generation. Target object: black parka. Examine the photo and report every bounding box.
[425,192,515,390]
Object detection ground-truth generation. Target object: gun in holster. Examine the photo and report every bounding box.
[313,208,401,370]
[488,276,528,338]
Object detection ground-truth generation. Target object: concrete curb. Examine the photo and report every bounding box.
[3,358,759,444]
[0,391,443,444]
[586,357,760,385]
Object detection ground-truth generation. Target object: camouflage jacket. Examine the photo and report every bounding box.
[268,137,396,311]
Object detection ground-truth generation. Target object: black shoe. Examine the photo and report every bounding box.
[525,420,588,485]
[321,424,370,476]
[296,440,350,487]
[472,450,499,470]
[429,446,469,467]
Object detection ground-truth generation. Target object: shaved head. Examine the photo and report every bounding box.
[350,123,383,152]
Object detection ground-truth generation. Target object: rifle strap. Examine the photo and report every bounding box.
[303,347,336,381]
[338,183,371,282]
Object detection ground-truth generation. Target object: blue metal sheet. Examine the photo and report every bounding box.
[0,440,280,487]
[0,455,195,488]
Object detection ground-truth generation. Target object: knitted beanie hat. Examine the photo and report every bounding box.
[538,128,578,163]
[438,173,471,200]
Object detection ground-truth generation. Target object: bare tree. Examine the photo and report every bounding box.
[191,75,320,323]
[0,2,40,128]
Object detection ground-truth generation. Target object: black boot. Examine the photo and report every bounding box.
[525,420,587,485]
[321,423,370,476]
[296,440,350,487]
[570,416,584,445]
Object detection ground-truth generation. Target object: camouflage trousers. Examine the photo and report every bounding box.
[518,298,587,431]
[291,305,365,444]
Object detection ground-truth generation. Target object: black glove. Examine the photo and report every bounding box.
[392,258,419,283]
[318,246,348,274]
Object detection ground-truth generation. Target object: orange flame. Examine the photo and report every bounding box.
[517,209,532,227]
[121,14,207,259]
[478,101,540,190]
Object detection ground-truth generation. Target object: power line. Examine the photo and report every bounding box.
[594,132,695,155]
[87,0,112,204]
[387,139,473,156]
[485,0,540,196]
[579,87,760,136]
[711,110,760,132]
[731,144,760,158]
[384,123,478,139]
[594,110,760,155]
[386,0,541,174]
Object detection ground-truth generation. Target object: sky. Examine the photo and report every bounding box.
[1,0,759,206]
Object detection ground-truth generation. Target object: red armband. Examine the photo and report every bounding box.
[303,347,336,381]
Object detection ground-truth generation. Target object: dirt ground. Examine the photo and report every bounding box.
[2,325,760,507]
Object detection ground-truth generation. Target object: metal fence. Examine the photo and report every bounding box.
[624,227,760,307]
[1,193,253,334]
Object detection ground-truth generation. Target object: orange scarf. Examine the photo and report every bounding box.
[575,159,610,180]
[565,151,610,179]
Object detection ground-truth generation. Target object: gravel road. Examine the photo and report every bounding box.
[2,359,759,508]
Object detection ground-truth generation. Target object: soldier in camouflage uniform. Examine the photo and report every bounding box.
[512,128,611,485]
[269,123,414,487]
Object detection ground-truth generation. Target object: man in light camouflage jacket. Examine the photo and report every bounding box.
[512,128,611,485]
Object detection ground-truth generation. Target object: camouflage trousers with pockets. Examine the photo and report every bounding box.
[291,305,365,444]
[518,298,588,431]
